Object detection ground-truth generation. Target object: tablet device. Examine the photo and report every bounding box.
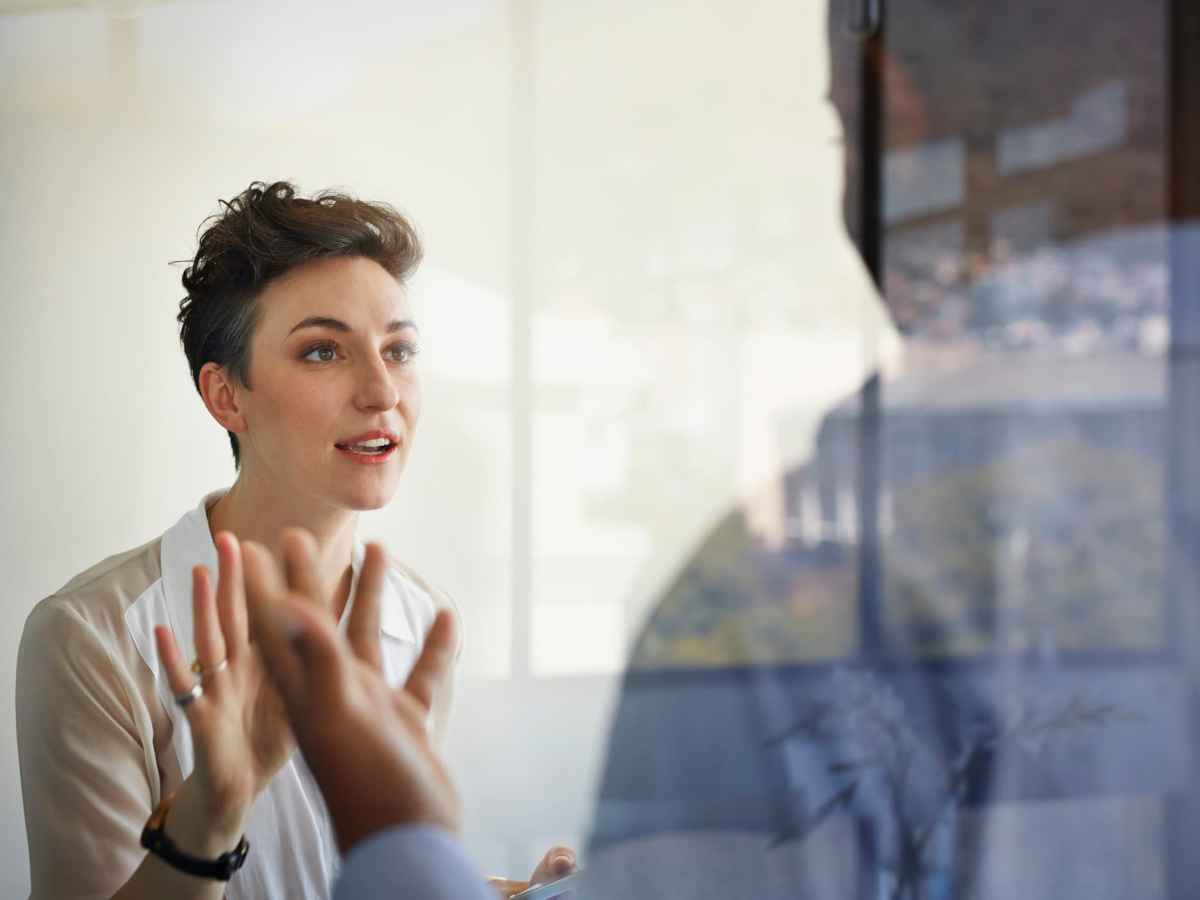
[509,871,582,900]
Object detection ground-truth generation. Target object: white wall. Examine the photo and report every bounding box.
[0,0,891,894]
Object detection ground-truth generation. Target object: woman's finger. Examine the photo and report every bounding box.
[281,528,323,608]
[485,878,529,898]
[154,624,202,712]
[402,608,457,715]
[192,565,227,675]
[214,532,249,659]
[528,845,577,886]
[346,542,385,671]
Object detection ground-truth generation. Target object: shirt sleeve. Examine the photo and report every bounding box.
[334,826,494,900]
[16,599,155,900]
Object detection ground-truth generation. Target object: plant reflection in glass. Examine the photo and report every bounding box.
[767,668,1132,900]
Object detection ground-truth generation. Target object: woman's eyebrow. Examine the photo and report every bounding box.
[287,316,417,336]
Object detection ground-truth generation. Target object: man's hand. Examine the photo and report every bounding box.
[243,532,461,854]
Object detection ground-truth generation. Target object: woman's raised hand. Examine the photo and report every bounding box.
[152,531,311,837]
[152,526,462,865]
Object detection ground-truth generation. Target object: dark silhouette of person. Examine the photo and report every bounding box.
[586,2,1183,898]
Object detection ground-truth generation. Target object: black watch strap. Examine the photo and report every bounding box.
[140,797,250,882]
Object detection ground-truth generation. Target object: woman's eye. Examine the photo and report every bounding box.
[387,345,418,364]
[303,345,337,363]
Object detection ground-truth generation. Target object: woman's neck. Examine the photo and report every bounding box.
[206,474,358,617]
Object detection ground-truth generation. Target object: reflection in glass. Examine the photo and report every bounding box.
[590,0,1187,898]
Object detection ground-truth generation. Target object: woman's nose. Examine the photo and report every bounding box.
[354,358,400,411]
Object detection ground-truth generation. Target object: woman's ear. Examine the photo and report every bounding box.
[198,362,248,435]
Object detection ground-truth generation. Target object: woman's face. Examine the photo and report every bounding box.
[234,255,422,512]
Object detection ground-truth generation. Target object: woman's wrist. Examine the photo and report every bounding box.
[162,774,251,859]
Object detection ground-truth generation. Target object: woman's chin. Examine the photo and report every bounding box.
[322,461,404,511]
[341,487,396,512]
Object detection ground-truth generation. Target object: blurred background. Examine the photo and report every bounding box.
[1,0,1193,897]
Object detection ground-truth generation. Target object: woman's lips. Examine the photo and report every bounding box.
[334,442,399,465]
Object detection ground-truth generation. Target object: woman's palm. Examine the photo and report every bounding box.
[155,533,298,818]
[189,653,294,809]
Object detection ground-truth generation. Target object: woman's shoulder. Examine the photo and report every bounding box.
[29,537,163,642]
[57,537,162,600]
[19,537,165,713]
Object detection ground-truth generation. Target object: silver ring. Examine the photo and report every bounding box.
[174,682,203,708]
[190,657,229,682]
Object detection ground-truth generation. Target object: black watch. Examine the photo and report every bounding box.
[140,794,250,882]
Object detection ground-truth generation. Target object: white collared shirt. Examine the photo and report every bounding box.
[16,490,453,900]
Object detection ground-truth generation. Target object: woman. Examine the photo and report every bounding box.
[15,182,572,900]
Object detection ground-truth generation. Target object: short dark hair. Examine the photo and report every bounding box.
[177,181,422,467]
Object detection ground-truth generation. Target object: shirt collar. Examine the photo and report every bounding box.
[157,490,414,660]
